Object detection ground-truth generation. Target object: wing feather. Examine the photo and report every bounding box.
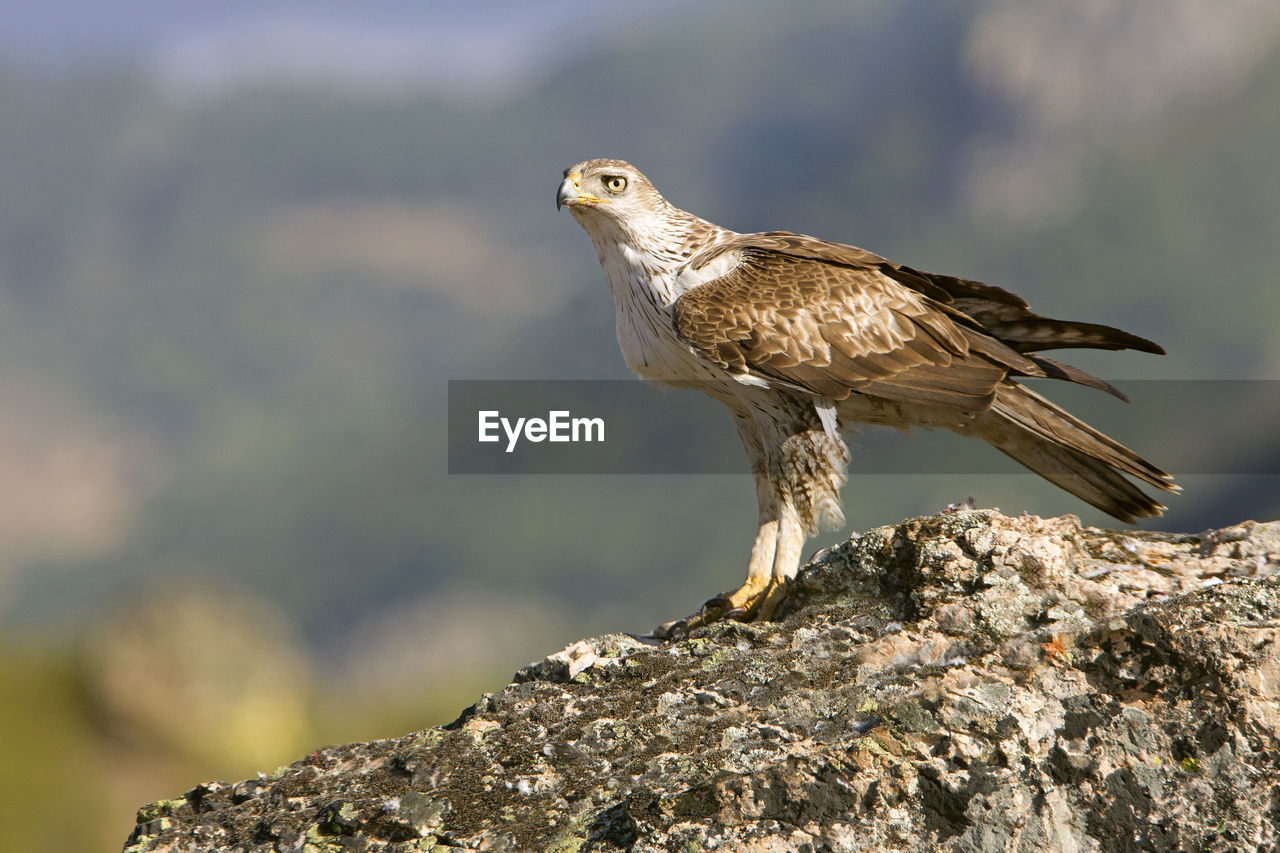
[884,264,1165,355]
[672,231,1161,411]
[673,239,1012,408]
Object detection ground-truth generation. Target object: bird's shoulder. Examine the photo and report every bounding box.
[681,230,1030,309]
[684,230,888,274]
[672,230,939,334]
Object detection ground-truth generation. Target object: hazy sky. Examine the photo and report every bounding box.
[0,1,690,91]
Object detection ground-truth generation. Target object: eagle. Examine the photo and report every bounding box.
[557,158,1177,630]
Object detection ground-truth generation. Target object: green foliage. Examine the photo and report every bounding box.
[0,645,107,853]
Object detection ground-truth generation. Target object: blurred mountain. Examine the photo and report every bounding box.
[0,0,1277,731]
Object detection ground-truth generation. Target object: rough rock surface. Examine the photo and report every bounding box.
[123,510,1280,852]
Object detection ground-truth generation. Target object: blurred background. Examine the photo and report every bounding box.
[0,1,1277,849]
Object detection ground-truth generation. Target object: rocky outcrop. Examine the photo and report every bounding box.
[123,510,1280,852]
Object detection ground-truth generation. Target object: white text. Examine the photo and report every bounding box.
[478,410,605,452]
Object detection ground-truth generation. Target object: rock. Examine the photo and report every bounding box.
[122,510,1280,852]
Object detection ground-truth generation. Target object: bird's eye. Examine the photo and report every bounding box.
[602,175,628,193]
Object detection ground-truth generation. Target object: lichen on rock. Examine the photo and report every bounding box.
[122,510,1280,852]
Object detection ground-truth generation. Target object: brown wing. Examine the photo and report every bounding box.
[692,232,1165,355]
[676,232,1162,404]
[673,233,1050,413]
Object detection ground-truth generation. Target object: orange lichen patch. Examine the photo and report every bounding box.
[1042,633,1071,662]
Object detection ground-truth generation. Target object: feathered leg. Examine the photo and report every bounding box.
[697,473,790,622]
[692,411,846,624]
[656,401,850,635]
[677,410,782,624]
[745,471,781,589]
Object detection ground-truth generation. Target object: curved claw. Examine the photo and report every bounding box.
[651,618,691,641]
[652,576,791,639]
[701,594,732,613]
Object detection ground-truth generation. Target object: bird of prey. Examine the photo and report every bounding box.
[557,158,1177,629]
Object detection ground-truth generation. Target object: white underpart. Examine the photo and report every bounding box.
[592,227,733,385]
[814,398,840,442]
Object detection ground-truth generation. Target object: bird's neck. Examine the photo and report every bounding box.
[586,208,730,307]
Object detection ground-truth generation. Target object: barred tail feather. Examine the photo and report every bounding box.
[970,383,1178,523]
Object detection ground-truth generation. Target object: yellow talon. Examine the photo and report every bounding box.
[659,576,791,636]
[754,577,790,621]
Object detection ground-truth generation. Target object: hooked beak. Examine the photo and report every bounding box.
[556,172,607,211]
[556,176,576,210]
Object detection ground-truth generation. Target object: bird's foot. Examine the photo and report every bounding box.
[653,576,789,639]
[703,575,790,622]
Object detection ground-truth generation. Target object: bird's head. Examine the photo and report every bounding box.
[556,159,672,243]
